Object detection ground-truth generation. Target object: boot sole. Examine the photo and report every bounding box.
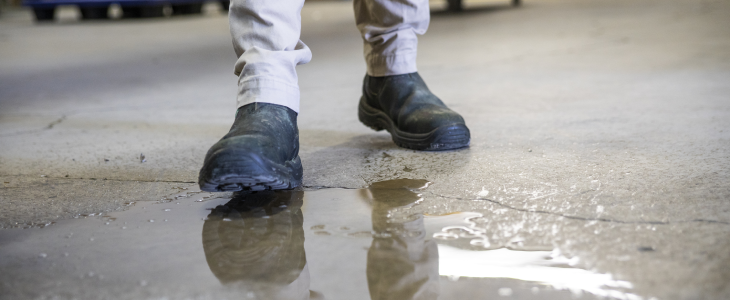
[358,97,470,151]
[198,148,302,192]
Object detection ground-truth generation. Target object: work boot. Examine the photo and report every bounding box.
[198,103,302,192]
[358,72,470,151]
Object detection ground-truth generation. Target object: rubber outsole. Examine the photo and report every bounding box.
[358,97,470,151]
[198,149,302,192]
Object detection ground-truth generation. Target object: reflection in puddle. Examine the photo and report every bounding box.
[438,246,636,299]
[202,179,638,300]
[202,180,439,299]
[363,179,439,300]
[203,190,314,299]
[0,179,642,299]
[429,210,638,299]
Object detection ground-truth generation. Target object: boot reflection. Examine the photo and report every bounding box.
[202,190,313,300]
[365,179,440,300]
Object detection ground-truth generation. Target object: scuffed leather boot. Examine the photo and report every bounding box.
[358,72,470,151]
[198,103,302,192]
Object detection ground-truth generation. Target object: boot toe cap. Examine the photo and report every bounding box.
[399,104,466,134]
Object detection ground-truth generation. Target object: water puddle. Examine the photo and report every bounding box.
[0,179,641,299]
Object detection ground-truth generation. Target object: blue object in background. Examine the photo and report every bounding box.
[23,0,230,21]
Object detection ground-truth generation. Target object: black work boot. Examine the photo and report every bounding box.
[358,72,470,151]
[198,103,302,192]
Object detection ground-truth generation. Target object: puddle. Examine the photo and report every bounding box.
[0,179,641,299]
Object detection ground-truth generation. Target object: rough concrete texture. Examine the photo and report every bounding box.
[1,0,729,299]
[0,176,186,228]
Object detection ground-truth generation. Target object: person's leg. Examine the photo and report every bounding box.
[199,0,309,192]
[354,0,470,151]
[353,0,429,77]
[231,0,311,113]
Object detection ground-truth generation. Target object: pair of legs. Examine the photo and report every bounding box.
[199,0,470,192]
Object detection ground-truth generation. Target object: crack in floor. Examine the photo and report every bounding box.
[0,102,180,138]
[302,185,359,190]
[46,115,66,129]
[0,115,67,138]
[425,191,730,226]
[0,174,196,185]
[6,174,728,225]
[57,177,197,184]
[1,175,362,191]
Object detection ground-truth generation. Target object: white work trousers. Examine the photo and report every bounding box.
[229,0,430,113]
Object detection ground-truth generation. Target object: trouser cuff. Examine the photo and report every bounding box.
[366,51,418,77]
[236,78,301,113]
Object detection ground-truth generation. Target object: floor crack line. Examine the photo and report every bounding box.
[425,191,730,225]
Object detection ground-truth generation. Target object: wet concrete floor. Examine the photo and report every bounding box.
[2,0,730,299]
[1,179,641,300]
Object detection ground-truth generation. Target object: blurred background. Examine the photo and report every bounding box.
[0,0,521,21]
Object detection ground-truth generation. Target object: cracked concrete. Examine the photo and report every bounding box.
[0,175,189,228]
[425,191,730,225]
[1,0,730,299]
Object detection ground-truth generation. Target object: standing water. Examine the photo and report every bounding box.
[0,179,640,299]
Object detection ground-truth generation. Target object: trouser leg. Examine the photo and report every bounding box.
[229,0,311,113]
[353,0,430,77]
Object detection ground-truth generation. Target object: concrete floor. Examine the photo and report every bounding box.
[1,0,729,299]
